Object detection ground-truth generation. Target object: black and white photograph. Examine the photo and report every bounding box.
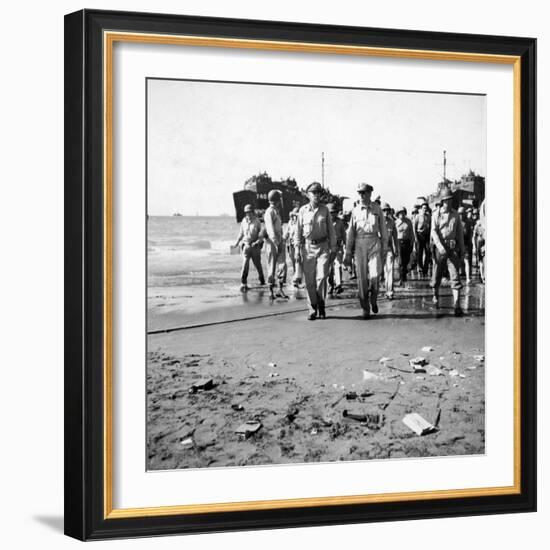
[146,78,487,470]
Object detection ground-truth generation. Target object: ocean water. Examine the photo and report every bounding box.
[148,216,242,288]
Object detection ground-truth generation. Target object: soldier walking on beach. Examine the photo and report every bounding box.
[284,206,302,287]
[413,200,432,277]
[264,189,288,299]
[327,203,346,296]
[382,202,398,300]
[430,188,465,316]
[395,206,414,284]
[458,206,474,284]
[294,182,337,320]
[344,183,388,319]
[234,204,265,292]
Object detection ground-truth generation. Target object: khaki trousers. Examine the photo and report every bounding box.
[354,237,382,311]
[301,241,330,314]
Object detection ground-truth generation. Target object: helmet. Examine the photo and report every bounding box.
[243,204,253,213]
[382,202,391,211]
[267,189,281,201]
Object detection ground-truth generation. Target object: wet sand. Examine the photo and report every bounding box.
[147,276,485,470]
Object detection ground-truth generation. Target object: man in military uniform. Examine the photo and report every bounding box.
[327,203,346,296]
[264,189,288,299]
[344,183,388,319]
[395,206,414,284]
[431,188,465,316]
[382,202,398,300]
[414,200,432,277]
[284,206,302,287]
[294,182,337,320]
[234,204,265,292]
[459,206,474,284]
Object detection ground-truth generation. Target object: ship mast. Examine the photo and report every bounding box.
[443,150,447,181]
[321,152,325,187]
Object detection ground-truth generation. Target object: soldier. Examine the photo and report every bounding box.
[430,188,465,316]
[264,189,288,299]
[327,203,346,295]
[294,182,337,320]
[382,202,398,300]
[284,206,302,287]
[414,200,432,277]
[459,206,474,284]
[473,203,486,284]
[395,206,414,284]
[234,204,265,292]
[344,183,388,319]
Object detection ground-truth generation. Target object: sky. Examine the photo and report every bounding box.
[147,78,486,216]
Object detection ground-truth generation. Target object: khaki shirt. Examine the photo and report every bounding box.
[294,203,337,251]
[414,212,431,236]
[384,215,399,253]
[431,209,465,255]
[237,217,263,245]
[345,202,388,257]
[395,217,414,242]
[264,205,283,245]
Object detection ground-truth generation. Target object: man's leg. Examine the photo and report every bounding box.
[368,241,382,313]
[315,246,331,318]
[355,242,370,317]
[301,244,318,318]
[334,248,343,291]
[430,251,445,307]
[385,250,394,298]
[240,245,251,289]
[250,246,265,285]
[447,253,463,315]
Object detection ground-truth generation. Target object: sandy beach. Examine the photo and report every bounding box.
[146,276,485,470]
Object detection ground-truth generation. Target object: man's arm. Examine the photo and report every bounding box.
[264,209,277,243]
[344,213,356,264]
[378,206,388,254]
[431,215,446,255]
[455,213,465,257]
[234,221,244,247]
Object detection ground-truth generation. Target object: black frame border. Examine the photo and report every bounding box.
[64,9,536,541]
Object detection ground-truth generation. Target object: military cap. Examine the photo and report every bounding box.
[306,181,323,193]
[243,204,253,213]
[357,182,373,193]
[327,202,337,213]
[382,202,391,211]
[439,188,453,201]
[396,206,407,215]
[267,189,282,201]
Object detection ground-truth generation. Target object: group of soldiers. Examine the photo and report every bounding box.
[234,182,486,321]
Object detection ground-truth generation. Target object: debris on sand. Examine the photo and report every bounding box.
[268,372,280,378]
[180,437,194,447]
[345,391,358,400]
[343,408,383,430]
[231,403,244,411]
[449,369,460,377]
[268,362,277,368]
[422,346,434,352]
[363,370,381,381]
[412,364,427,373]
[409,356,428,368]
[189,378,215,393]
[235,421,262,439]
[402,413,436,436]
[467,365,477,370]
[379,356,392,363]
[426,365,443,376]
[474,354,485,362]
[310,428,318,435]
